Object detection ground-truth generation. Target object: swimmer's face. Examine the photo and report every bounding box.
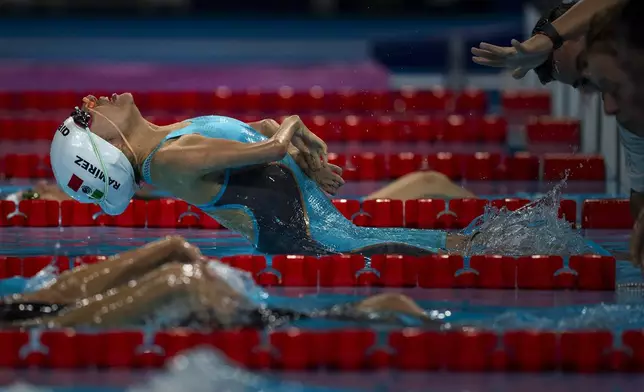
[551,39,597,93]
[552,41,585,88]
[82,93,142,142]
[584,52,644,135]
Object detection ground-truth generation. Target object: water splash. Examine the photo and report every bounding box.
[128,348,340,392]
[465,303,644,332]
[460,179,593,256]
[0,384,51,392]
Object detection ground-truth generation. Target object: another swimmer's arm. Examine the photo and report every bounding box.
[18,236,202,303]
[165,116,302,173]
[552,0,624,40]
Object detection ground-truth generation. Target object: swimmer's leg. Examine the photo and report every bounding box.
[26,262,242,328]
[16,236,202,304]
[349,227,469,256]
[355,293,426,316]
[351,293,442,328]
[366,171,475,201]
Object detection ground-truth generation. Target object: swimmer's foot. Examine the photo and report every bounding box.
[445,233,470,254]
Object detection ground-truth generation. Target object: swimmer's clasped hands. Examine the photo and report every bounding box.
[471,34,554,79]
[288,116,329,172]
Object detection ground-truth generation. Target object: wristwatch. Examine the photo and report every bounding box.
[533,21,564,50]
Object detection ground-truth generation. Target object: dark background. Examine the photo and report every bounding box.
[0,0,530,17]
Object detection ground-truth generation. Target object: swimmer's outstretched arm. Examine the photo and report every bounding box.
[551,0,624,40]
[23,261,243,329]
[13,236,203,304]
[158,115,303,174]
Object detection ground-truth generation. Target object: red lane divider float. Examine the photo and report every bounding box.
[526,117,580,145]
[0,114,508,143]
[0,114,587,146]
[1,253,616,291]
[0,198,579,229]
[543,153,605,181]
[0,328,641,371]
[0,88,494,115]
[582,199,634,229]
[501,90,551,114]
[1,152,604,182]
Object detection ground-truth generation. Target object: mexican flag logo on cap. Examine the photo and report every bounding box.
[67,174,84,192]
[67,174,103,200]
[89,189,104,200]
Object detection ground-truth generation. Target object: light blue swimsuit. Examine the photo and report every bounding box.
[141,116,447,256]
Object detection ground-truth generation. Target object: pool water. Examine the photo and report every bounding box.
[0,165,643,392]
[0,222,643,392]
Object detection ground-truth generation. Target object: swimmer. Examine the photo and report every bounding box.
[0,236,438,329]
[473,1,644,219]
[471,0,622,81]
[48,94,470,256]
[365,171,475,201]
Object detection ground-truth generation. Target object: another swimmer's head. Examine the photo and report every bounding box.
[532,3,595,92]
[581,2,644,135]
[49,94,144,215]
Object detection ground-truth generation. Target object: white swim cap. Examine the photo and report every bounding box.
[50,108,137,216]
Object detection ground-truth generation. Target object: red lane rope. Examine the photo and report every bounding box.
[1,197,633,229]
[1,197,581,229]
[1,253,616,290]
[0,328,642,372]
[0,152,603,180]
[0,89,493,115]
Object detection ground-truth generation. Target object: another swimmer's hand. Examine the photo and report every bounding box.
[471,35,553,80]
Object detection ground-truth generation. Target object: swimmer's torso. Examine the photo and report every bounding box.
[143,116,332,254]
[142,115,447,256]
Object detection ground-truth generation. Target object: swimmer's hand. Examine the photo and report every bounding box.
[285,116,328,171]
[471,35,553,80]
[294,153,345,195]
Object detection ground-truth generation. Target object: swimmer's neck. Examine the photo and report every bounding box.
[126,119,192,170]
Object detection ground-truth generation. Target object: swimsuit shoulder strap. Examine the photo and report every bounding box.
[141,123,199,185]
